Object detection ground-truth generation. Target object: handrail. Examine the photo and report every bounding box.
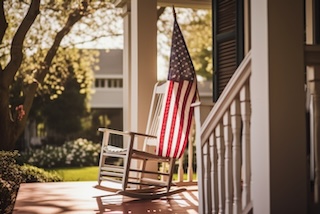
[201,50,252,143]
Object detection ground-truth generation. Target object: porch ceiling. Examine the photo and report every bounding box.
[115,0,211,9]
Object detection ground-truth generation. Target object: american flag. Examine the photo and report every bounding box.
[156,8,198,158]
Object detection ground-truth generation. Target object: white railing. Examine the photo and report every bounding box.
[174,132,196,185]
[194,51,252,214]
[305,45,320,210]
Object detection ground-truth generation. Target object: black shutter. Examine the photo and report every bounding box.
[213,0,244,101]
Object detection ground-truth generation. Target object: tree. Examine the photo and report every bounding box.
[31,50,95,145]
[0,0,121,150]
[182,10,212,80]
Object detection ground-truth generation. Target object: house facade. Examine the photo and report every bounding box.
[90,49,124,132]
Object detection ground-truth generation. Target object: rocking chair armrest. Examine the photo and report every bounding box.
[98,128,157,151]
[98,128,157,139]
[98,128,132,136]
[128,131,157,139]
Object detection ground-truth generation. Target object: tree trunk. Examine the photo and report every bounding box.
[0,1,87,150]
[0,0,40,150]
[0,82,16,150]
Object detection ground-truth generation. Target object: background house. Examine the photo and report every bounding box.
[90,49,124,132]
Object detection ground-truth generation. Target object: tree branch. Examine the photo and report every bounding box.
[0,0,8,46]
[157,7,166,19]
[0,0,8,72]
[4,0,40,88]
[17,7,87,139]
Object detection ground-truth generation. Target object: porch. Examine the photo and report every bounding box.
[13,181,198,214]
[13,0,320,214]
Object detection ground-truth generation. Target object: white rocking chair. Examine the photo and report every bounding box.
[97,82,192,199]
[96,9,198,199]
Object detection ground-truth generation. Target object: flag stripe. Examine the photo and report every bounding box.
[156,9,199,158]
[174,80,197,158]
[166,81,183,157]
[157,80,197,158]
[172,81,193,157]
[177,83,197,157]
[158,82,174,155]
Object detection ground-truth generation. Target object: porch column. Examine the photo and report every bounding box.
[118,0,157,136]
[130,0,157,141]
[251,0,308,213]
[119,2,132,132]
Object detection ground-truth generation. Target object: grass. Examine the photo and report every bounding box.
[48,166,99,181]
[48,166,197,182]
[173,173,197,181]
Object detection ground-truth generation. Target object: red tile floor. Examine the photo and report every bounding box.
[13,181,199,214]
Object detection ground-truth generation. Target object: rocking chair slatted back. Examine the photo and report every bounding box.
[142,82,167,149]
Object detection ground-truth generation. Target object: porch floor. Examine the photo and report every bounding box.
[13,181,199,214]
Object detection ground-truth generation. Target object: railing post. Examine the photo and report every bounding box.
[216,122,225,214]
[230,97,241,214]
[178,156,184,182]
[223,109,233,214]
[187,136,194,182]
[194,103,206,214]
[240,82,252,209]
[210,133,218,214]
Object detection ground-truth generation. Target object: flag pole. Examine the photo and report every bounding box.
[172,6,176,20]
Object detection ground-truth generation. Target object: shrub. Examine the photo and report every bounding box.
[0,150,23,214]
[0,151,63,214]
[20,138,101,168]
[20,164,63,183]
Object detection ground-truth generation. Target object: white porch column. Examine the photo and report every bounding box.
[119,2,132,132]
[130,0,157,138]
[118,0,157,136]
[251,0,308,213]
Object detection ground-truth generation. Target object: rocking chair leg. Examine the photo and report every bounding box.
[167,158,176,192]
[138,159,147,189]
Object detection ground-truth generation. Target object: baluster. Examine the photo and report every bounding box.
[203,138,211,213]
[188,137,194,182]
[178,156,184,182]
[230,97,241,214]
[240,82,252,208]
[223,109,233,214]
[194,103,206,214]
[210,132,218,214]
[216,122,226,214]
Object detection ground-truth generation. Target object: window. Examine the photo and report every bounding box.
[95,78,123,88]
[95,79,105,88]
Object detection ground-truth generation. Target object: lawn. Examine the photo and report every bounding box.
[48,166,197,182]
[48,166,99,181]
